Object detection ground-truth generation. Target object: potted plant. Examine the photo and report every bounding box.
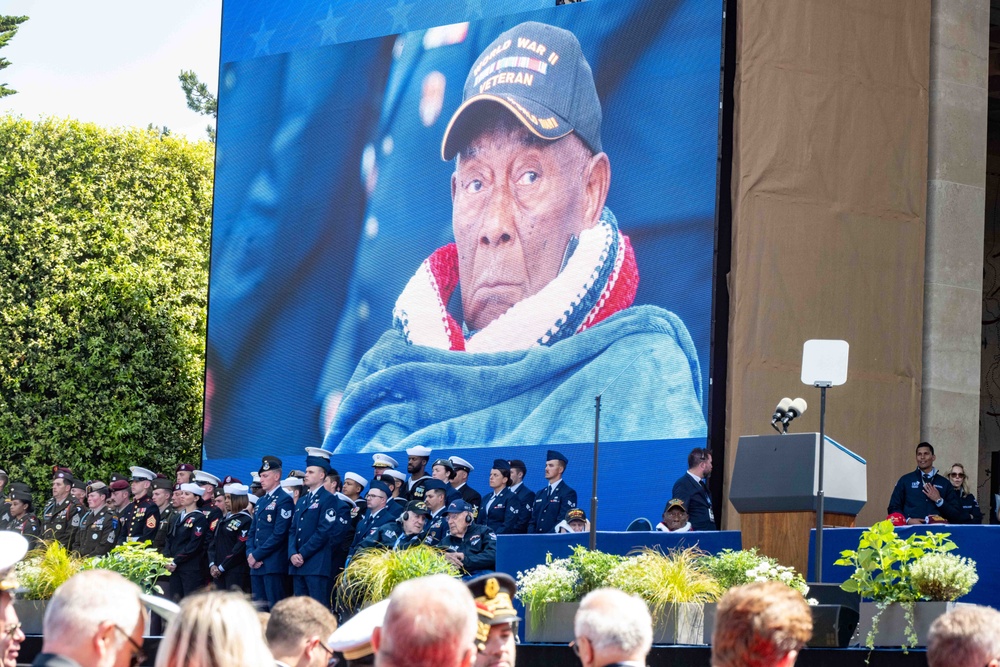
[603,547,721,645]
[14,541,86,633]
[83,541,172,594]
[336,545,459,611]
[834,520,978,650]
[515,546,624,642]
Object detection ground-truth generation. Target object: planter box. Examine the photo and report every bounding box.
[853,601,956,648]
[525,602,708,645]
[17,599,48,635]
[525,602,579,643]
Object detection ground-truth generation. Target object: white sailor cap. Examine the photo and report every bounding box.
[129,466,156,481]
[406,445,432,458]
[193,470,222,486]
[372,453,398,469]
[0,532,28,592]
[139,593,180,623]
[327,598,391,661]
[382,469,406,483]
[179,483,204,496]
[280,476,304,488]
[345,472,369,487]
[247,494,259,506]
[305,447,331,460]
[224,483,249,495]
[449,456,474,472]
[250,471,261,483]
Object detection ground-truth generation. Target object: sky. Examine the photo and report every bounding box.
[2,0,222,141]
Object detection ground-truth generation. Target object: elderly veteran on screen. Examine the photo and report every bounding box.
[325,21,705,454]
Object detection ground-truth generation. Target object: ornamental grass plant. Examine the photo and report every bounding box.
[336,545,459,609]
[603,547,721,619]
[15,541,85,600]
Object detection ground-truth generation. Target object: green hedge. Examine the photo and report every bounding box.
[0,117,212,495]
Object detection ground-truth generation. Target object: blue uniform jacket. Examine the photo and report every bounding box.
[672,473,715,531]
[348,507,397,556]
[477,487,524,535]
[422,509,450,546]
[528,481,577,534]
[887,470,962,522]
[248,488,294,575]
[289,486,349,576]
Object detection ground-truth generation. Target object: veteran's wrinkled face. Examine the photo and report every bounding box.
[451,117,609,331]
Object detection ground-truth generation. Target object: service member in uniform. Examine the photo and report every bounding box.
[438,500,496,577]
[527,451,577,534]
[405,446,433,501]
[421,479,451,546]
[69,478,87,505]
[357,500,430,552]
[165,483,210,601]
[477,460,525,535]
[371,453,398,481]
[175,464,196,485]
[289,448,350,606]
[210,483,253,593]
[508,460,535,510]
[151,477,176,552]
[6,489,41,549]
[347,480,396,560]
[124,466,160,544]
[193,470,224,537]
[247,455,294,610]
[41,467,85,548]
[108,479,133,543]
[74,481,120,557]
[466,573,520,667]
[281,475,305,505]
[341,472,369,523]
[0,482,30,530]
[380,470,407,517]
[449,457,481,508]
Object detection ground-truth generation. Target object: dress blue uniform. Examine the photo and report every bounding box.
[671,473,716,531]
[422,509,450,546]
[166,510,209,601]
[212,509,252,593]
[477,487,525,535]
[347,507,397,559]
[527,481,577,534]
[248,486,294,610]
[289,486,349,606]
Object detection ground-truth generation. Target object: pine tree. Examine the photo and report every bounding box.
[179,69,217,142]
[0,15,28,99]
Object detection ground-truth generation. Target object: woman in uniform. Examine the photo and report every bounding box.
[165,483,210,601]
[209,483,253,593]
[947,463,984,524]
[476,459,526,535]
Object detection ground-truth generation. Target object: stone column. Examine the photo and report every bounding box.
[922,1,988,494]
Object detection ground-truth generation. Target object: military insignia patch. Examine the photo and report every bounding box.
[325,509,336,522]
[210,519,219,531]
[71,515,80,527]
[280,509,292,520]
[146,515,156,529]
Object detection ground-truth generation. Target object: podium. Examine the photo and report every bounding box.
[730,433,866,576]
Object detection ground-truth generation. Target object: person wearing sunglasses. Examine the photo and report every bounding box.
[266,596,339,667]
[30,569,146,667]
[946,463,984,524]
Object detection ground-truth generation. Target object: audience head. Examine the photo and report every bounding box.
[41,570,145,667]
[711,582,812,667]
[0,534,28,667]
[266,596,339,667]
[372,575,477,667]
[573,588,652,667]
[928,604,1000,667]
[155,590,273,667]
[467,574,519,667]
[947,463,970,494]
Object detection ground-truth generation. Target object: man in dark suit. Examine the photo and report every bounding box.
[247,455,294,610]
[347,480,397,560]
[527,451,577,534]
[670,447,716,531]
[573,588,653,667]
[289,448,351,606]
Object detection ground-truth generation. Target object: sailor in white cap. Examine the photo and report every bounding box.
[209,483,253,593]
[280,475,305,505]
[342,472,370,519]
[192,470,224,546]
[448,456,482,508]
[328,598,390,666]
[371,453,398,481]
[165,483,209,600]
[405,445,433,501]
[122,465,160,545]
[0,533,28,667]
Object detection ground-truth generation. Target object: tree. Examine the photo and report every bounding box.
[179,69,217,142]
[0,117,213,499]
[0,15,28,99]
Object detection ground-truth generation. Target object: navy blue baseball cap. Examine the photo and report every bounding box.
[441,21,602,160]
[445,499,474,514]
[366,480,391,497]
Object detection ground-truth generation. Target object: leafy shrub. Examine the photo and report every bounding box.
[83,540,172,594]
[909,553,978,601]
[0,117,212,496]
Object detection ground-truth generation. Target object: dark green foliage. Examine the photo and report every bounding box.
[0,117,213,497]
[0,15,28,99]
[178,70,217,142]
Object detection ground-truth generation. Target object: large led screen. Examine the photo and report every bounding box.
[204,0,722,528]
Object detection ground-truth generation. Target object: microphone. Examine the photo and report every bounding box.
[770,397,793,425]
[781,398,808,427]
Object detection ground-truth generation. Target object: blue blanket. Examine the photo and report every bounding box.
[324,305,706,453]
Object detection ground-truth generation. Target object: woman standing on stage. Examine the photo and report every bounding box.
[947,463,984,524]
[209,483,253,593]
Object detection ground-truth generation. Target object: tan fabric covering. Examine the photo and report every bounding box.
[726,0,931,528]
